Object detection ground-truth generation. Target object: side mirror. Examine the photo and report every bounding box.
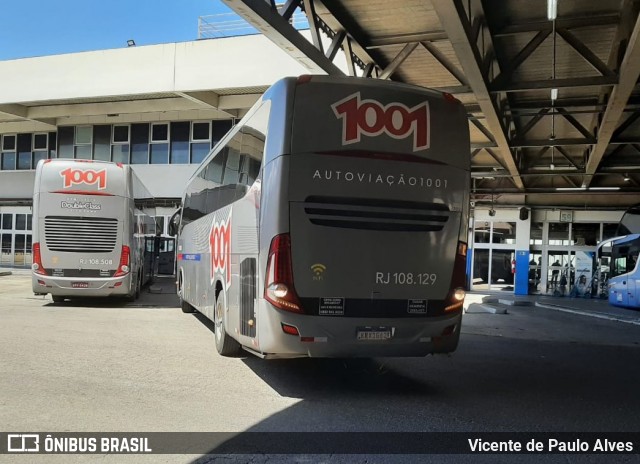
[168,208,181,236]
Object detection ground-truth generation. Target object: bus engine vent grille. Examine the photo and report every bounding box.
[303,196,450,232]
[44,216,118,252]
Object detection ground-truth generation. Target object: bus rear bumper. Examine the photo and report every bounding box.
[256,309,463,358]
[32,273,132,297]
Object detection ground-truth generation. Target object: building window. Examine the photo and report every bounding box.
[530,222,543,245]
[191,121,211,164]
[1,134,17,170]
[111,125,130,163]
[571,223,599,246]
[93,125,111,162]
[113,125,130,143]
[150,123,169,164]
[548,222,570,246]
[150,143,169,164]
[2,134,16,151]
[492,221,516,244]
[1,214,12,230]
[602,223,619,242]
[33,133,49,167]
[58,127,74,158]
[75,126,92,145]
[170,122,190,164]
[33,133,48,150]
[191,143,210,164]
[15,214,26,230]
[131,123,150,164]
[151,123,169,142]
[192,121,210,141]
[73,126,93,159]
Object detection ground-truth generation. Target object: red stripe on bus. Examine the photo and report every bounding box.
[50,190,115,196]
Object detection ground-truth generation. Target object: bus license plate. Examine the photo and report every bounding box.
[356,327,392,341]
[72,282,89,288]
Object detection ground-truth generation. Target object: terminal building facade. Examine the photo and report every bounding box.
[0,34,629,296]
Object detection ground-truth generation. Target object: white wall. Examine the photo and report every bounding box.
[0,36,312,104]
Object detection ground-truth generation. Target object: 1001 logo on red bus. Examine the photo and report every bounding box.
[60,168,107,190]
[210,214,231,287]
[332,92,430,151]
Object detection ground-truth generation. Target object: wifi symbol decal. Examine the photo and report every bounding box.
[311,263,326,280]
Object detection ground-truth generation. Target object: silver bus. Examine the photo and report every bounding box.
[172,75,470,358]
[32,159,156,302]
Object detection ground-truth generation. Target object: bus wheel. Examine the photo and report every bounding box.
[135,273,141,299]
[214,296,240,356]
[52,295,65,303]
[178,272,195,313]
[125,274,140,302]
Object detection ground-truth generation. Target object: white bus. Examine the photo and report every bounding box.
[32,159,156,302]
[171,75,470,358]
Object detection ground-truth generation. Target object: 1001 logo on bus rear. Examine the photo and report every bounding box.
[60,168,107,189]
[332,92,430,152]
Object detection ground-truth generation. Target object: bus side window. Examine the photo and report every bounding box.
[204,148,227,184]
[222,147,241,185]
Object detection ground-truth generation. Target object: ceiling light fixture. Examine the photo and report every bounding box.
[549,13,557,171]
[547,0,558,20]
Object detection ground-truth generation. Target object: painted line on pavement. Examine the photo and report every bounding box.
[535,302,640,326]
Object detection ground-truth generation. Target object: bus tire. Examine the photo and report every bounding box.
[52,295,65,303]
[125,274,140,302]
[178,271,195,313]
[214,295,240,356]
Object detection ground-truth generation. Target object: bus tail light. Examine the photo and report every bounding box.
[281,323,300,336]
[113,245,130,277]
[264,234,303,313]
[445,241,467,312]
[32,243,48,275]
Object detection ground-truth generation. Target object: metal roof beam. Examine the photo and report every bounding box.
[221,0,344,75]
[509,98,604,110]
[556,28,616,77]
[518,108,550,137]
[432,0,523,189]
[491,76,618,92]
[420,41,468,86]
[470,118,496,145]
[513,137,596,148]
[492,30,551,88]
[379,43,419,79]
[556,146,582,170]
[494,14,620,36]
[525,146,550,170]
[584,14,640,186]
[366,31,448,48]
[556,108,594,140]
[612,111,640,139]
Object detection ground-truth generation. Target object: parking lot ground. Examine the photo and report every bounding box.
[1,274,640,463]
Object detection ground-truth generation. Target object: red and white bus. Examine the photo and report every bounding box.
[32,159,156,302]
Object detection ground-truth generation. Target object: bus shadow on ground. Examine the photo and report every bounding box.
[41,275,179,308]
[189,311,435,398]
[242,356,438,399]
